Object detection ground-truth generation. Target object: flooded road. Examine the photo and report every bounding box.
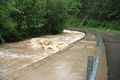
[0,30,85,80]
[15,32,97,80]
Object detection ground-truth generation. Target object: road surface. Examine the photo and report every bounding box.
[14,33,97,80]
[102,32,120,80]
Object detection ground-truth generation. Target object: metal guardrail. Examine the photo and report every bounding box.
[87,32,103,80]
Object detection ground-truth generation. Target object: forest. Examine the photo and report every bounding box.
[0,0,120,43]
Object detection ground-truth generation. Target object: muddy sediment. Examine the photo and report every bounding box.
[0,30,85,80]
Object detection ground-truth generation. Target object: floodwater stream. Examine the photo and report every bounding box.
[0,30,85,79]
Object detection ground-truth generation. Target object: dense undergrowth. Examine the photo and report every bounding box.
[0,0,120,43]
[83,20,120,31]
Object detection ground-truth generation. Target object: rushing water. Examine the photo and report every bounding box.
[0,30,85,79]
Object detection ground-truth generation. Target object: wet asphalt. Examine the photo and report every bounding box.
[102,32,120,80]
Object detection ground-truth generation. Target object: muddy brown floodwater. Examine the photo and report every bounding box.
[14,31,97,80]
[0,30,85,80]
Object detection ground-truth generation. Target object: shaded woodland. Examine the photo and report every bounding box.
[0,0,120,43]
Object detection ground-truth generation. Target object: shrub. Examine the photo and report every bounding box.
[83,19,120,31]
[44,0,67,34]
[27,26,42,37]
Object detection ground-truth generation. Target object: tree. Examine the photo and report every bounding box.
[44,0,67,34]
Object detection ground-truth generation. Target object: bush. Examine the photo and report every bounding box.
[27,26,42,37]
[2,29,22,43]
[44,0,67,34]
[84,20,100,28]
[65,16,79,28]
[0,34,4,43]
[83,19,120,31]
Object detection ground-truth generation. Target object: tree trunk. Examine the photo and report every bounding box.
[79,14,89,27]
[16,20,22,31]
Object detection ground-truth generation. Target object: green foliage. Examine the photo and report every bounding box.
[83,20,120,30]
[65,16,79,28]
[66,0,120,30]
[80,0,120,20]
[27,26,42,37]
[44,0,67,34]
[0,0,120,43]
[83,20,100,28]
[66,0,81,16]
[0,0,68,43]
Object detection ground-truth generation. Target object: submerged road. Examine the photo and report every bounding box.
[102,32,120,80]
[13,33,97,80]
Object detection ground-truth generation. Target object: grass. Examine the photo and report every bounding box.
[65,16,80,28]
[81,19,120,33]
[84,27,120,33]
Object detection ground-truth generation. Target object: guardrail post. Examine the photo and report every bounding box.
[86,32,103,80]
[87,56,94,80]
